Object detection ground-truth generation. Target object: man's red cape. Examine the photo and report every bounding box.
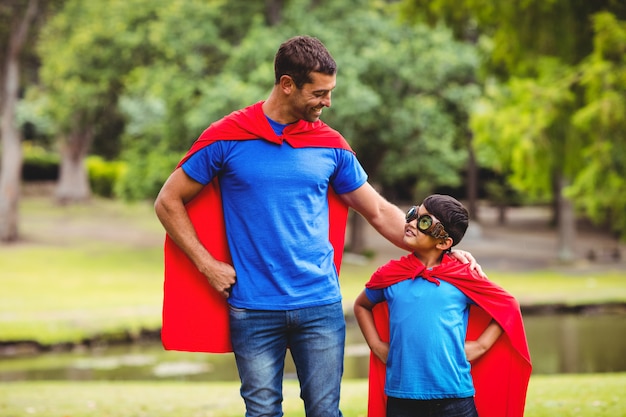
[365,253,532,417]
[162,101,353,353]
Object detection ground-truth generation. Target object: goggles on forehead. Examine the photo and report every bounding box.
[405,205,450,240]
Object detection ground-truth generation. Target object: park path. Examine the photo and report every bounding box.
[17,186,626,274]
[359,203,626,273]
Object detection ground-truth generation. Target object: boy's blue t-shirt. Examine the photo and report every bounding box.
[366,278,476,400]
[182,138,367,310]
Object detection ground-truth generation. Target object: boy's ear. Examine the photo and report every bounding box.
[437,237,454,251]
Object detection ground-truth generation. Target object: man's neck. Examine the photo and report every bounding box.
[262,90,298,124]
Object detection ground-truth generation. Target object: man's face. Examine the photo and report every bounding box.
[288,71,336,123]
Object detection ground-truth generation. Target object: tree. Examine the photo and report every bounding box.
[567,12,626,239]
[35,0,164,203]
[33,0,268,202]
[29,0,481,253]
[118,1,480,201]
[471,59,581,258]
[285,2,481,251]
[0,0,40,242]
[118,0,481,252]
[400,0,626,257]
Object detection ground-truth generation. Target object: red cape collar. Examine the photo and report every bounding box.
[178,101,352,168]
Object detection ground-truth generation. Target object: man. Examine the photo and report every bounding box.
[155,35,480,417]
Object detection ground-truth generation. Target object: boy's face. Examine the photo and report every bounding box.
[403,205,449,250]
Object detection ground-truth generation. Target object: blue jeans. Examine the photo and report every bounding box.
[229,301,345,417]
[387,396,479,417]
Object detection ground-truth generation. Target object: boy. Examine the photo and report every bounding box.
[354,194,532,417]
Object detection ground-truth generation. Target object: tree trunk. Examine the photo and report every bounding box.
[347,210,367,254]
[0,98,22,241]
[465,131,478,220]
[55,128,93,204]
[556,175,576,263]
[0,0,39,242]
[264,0,284,25]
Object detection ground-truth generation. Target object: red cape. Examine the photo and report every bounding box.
[365,253,532,417]
[162,101,353,353]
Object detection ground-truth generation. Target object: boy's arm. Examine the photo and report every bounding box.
[465,319,503,362]
[353,290,389,364]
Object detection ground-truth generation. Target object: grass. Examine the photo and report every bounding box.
[2,196,626,344]
[3,246,626,344]
[2,244,163,343]
[1,374,625,417]
[342,266,626,308]
[2,196,626,416]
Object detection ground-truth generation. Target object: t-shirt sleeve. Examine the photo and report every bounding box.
[365,287,385,304]
[180,144,222,185]
[330,149,368,194]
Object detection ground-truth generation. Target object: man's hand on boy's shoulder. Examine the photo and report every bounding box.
[450,249,486,278]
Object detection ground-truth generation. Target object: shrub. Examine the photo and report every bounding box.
[87,156,127,198]
[116,145,180,201]
[22,142,59,181]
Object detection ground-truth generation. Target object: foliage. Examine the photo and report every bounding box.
[287,2,481,199]
[399,0,626,239]
[22,0,483,201]
[471,59,577,202]
[115,139,181,201]
[398,0,625,75]
[22,142,59,181]
[472,12,626,238]
[566,12,626,239]
[86,156,126,198]
[113,0,267,199]
[114,0,481,201]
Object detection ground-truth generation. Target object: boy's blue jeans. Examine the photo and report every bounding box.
[229,301,345,417]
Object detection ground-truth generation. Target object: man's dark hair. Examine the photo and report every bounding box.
[274,35,337,88]
[422,194,469,247]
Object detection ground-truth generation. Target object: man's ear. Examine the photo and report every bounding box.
[437,237,454,251]
[279,75,295,93]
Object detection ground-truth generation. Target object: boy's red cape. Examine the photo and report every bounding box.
[161,101,353,353]
[365,253,532,417]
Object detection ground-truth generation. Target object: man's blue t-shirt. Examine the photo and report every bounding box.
[182,139,367,310]
[366,278,476,399]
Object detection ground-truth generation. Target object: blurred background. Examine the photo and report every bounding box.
[1,0,625,414]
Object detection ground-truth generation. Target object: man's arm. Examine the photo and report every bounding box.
[338,183,484,275]
[338,182,408,250]
[353,290,389,364]
[465,319,504,362]
[154,168,236,298]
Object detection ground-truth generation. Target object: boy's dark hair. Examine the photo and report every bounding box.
[422,194,469,247]
[274,35,337,88]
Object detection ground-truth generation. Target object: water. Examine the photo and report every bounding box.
[1,313,624,381]
[524,313,626,374]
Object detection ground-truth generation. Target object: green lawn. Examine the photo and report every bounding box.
[1,374,625,417]
[3,242,626,344]
[1,197,626,417]
[2,196,626,344]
